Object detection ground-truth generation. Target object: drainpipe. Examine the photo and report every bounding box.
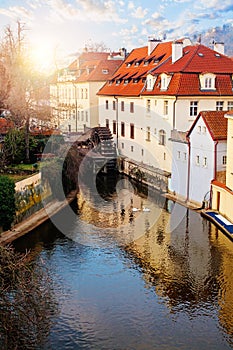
[186,136,191,202]
[214,141,218,180]
[114,96,119,149]
[173,97,177,130]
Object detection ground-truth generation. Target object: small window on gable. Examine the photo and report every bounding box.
[199,73,216,90]
[160,73,171,91]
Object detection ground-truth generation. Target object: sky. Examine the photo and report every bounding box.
[0,0,232,73]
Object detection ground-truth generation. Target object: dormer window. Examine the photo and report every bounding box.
[126,63,131,67]
[102,69,109,74]
[116,80,120,85]
[124,79,129,85]
[160,73,172,91]
[199,73,216,90]
[146,74,156,91]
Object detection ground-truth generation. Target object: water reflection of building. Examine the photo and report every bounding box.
[129,207,226,311]
[209,223,233,340]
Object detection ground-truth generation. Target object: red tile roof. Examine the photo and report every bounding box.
[187,111,228,140]
[98,40,233,97]
[77,59,123,82]
[98,41,172,96]
[0,118,14,134]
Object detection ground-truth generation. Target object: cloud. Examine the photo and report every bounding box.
[197,0,233,12]
[131,6,148,19]
[45,0,127,23]
[0,6,34,21]
[128,1,135,10]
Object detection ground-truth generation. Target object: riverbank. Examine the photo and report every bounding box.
[0,190,77,246]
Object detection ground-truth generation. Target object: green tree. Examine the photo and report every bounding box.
[3,127,38,164]
[0,176,16,230]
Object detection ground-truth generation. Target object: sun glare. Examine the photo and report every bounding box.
[30,42,55,75]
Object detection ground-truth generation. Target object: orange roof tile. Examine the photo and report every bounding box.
[187,111,227,140]
[98,41,172,96]
[0,118,14,134]
[98,41,233,97]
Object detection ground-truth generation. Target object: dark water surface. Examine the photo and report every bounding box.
[14,176,233,350]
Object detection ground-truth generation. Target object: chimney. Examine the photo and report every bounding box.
[148,36,161,55]
[172,40,183,63]
[214,42,224,55]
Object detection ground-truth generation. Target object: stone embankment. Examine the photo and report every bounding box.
[0,190,77,245]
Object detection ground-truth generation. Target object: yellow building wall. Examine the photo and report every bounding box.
[212,184,233,222]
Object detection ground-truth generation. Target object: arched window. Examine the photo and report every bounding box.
[159,129,166,145]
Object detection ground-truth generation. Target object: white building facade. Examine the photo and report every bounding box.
[98,38,233,179]
[170,111,227,206]
[50,51,124,133]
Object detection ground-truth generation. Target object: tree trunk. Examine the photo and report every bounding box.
[25,117,30,163]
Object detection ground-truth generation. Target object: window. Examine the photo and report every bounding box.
[198,126,201,133]
[164,100,168,115]
[81,88,84,99]
[227,101,233,111]
[113,120,116,134]
[146,127,151,141]
[216,101,224,111]
[202,126,206,133]
[131,146,134,152]
[121,122,125,137]
[196,155,200,165]
[159,130,166,145]
[177,151,181,159]
[85,88,88,99]
[81,111,84,121]
[130,102,134,113]
[184,152,187,161]
[121,143,124,149]
[222,155,227,165]
[205,78,212,89]
[203,157,207,167]
[121,101,124,111]
[78,111,80,121]
[199,73,216,90]
[106,100,109,109]
[141,149,144,156]
[160,73,171,90]
[154,128,157,135]
[113,101,116,110]
[146,74,155,90]
[146,99,151,113]
[164,153,166,160]
[106,119,109,129]
[130,123,134,139]
[85,111,88,122]
[190,101,198,117]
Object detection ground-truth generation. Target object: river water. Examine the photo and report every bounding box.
[14,175,233,350]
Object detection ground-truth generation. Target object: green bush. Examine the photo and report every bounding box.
[0,176,16,231]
